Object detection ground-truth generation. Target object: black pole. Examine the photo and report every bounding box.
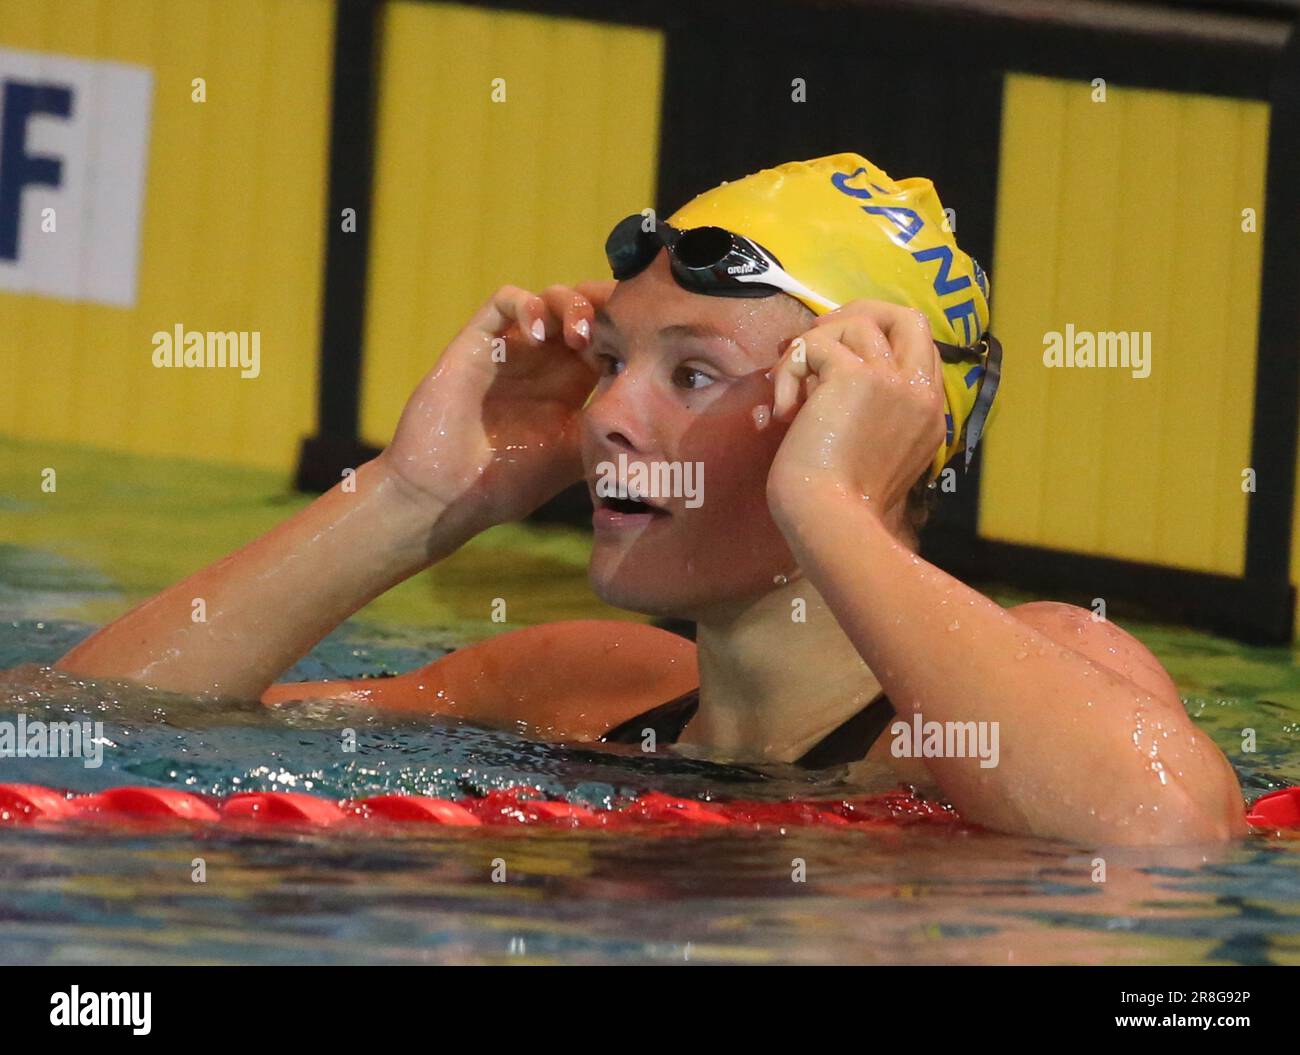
[295,0,383,492]
[1241,16,1300,637]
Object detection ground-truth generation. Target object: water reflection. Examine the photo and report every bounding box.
[1,622,1298,966]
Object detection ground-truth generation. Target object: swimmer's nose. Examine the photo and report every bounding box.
[605,429,637,452]
[583,380,656,456]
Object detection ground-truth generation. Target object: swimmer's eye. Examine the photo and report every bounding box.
[673,365,717,390]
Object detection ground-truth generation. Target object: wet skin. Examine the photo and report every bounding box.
[53,252,1248,844]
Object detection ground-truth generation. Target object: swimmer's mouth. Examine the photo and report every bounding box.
[597,495,671,517]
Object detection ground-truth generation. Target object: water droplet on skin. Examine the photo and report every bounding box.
[773,574,788,586]
[947,620,960,631]
[1014,650,1029,660]
[752,404,771,429]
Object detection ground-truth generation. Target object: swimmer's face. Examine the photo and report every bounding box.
[582,250,812,619]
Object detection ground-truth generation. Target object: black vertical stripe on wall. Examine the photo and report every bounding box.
[655,3,1003,539]
[296,0,384,492]
[1244,22,1300,607]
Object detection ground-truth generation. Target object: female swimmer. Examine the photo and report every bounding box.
[52,154,1246,845]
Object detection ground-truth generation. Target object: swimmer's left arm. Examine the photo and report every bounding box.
[260,620,699,741]
[766,300,1245,846]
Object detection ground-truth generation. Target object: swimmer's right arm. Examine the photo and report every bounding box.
[54,283,610,700]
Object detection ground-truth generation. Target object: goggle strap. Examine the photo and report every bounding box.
[962,333,1002,469]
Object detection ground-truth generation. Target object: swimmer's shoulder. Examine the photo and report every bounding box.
[1006,601,1179,701]
[263,620,698,740]
[859,600,1183,785]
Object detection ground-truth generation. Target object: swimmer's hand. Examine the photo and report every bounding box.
[765,300,944,527]
[378,282,611,529]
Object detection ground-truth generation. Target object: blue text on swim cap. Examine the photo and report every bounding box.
[830,167,981,343]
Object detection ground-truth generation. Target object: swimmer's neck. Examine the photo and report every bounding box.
[685,574,883,762]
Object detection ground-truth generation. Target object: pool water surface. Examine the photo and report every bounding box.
[1,439,1298,965]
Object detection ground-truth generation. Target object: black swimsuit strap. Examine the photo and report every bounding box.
[794,692,896,768]
[600,689,700,746]
[600,688,895,769]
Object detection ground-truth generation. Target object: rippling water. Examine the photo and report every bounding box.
[2,615,1299,966]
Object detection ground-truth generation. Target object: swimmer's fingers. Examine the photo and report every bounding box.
[468,283,610,355]
[470,285,552,346]
[770,327,860,419]
[818,305,947,451]
[769,337,809,420]
[818,301,941,388]
[821,316,901,376]
[538,284,603,351]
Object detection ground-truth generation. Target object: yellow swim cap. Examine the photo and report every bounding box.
[667,152,999,481]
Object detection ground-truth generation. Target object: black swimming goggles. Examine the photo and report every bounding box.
[605,213,841,311]
[604,212,1002,468]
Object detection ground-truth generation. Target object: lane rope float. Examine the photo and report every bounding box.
[1,783,1297,834]
[0,783,962,831]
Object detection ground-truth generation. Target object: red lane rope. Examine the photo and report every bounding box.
[1,783,1295,833]
[1247,786,1300,830]
[0,782,961,831]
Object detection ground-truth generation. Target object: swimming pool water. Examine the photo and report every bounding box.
[2,439,1299,965]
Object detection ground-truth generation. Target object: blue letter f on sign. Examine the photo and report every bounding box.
[0,80,73,261]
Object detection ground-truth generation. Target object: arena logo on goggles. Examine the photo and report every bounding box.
[829,167,982,344]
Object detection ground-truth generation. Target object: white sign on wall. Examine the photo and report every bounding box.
[0,46,153,307]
